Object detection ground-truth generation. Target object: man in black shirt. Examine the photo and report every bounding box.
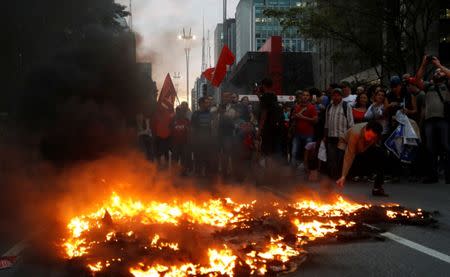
[256,78,282,157]
[191,97,214,176]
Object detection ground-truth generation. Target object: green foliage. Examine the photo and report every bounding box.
[264,0,440,76]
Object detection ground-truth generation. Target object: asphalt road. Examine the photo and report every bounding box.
[0,178,449,277]
[287,179,450,277]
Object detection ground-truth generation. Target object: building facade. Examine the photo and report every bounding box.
[214,19,237,65]
[235,0,314,63]
[225,36,314,95]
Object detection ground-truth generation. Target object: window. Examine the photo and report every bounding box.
[441,34,450,43]
[440,8,450,19]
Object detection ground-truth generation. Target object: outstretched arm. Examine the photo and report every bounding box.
[433,57,450,78]
[416,55,428,81]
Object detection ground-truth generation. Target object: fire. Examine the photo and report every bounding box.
[60,192,428,276]
[257,236,300,263]
[291,196,369,217]
[129,247,236,277]
[386,209,424,219]
[200,247,237,276]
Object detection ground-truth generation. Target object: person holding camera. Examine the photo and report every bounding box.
[416,55,450,184]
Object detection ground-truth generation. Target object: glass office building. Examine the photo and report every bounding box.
[236,0,314,62]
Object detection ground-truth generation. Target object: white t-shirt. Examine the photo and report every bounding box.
[343,94,357,107]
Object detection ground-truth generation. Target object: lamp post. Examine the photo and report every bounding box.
[178,28,196,106]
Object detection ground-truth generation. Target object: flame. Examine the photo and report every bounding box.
[129,247,236,277]
[386,209,424,219]
[63,238,88,258]
[130,263,197,277]
[87,261,103,272]
[291,196,369,217]
[150,234,179,251]
[200,247,237,276]
[61,192,417,276]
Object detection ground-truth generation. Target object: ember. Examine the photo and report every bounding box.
[60,193,435,276]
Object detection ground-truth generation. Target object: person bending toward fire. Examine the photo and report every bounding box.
[335,121,387,196]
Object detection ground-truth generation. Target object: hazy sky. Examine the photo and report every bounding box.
[118,0,240,102]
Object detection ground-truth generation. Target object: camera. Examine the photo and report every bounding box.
[426,55,435,63]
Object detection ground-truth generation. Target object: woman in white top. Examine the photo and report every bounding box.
[365,88,389,135]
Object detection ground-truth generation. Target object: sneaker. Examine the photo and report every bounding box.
[372,188,389,197]
[422,177,438,184]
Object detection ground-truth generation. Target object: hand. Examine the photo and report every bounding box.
[255,130,262,140]
[422,55,429,65]
[389,102,399,108]
[298,113,307,120]
[336,177,346,188]
[432,57,442,68]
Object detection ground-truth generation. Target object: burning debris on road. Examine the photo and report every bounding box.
[60,193,437,276]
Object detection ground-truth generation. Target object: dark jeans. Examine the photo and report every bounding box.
[261,132,283,162]
[171,143,189,171]
[354,146,386,189]
[219,135,236,177]
[193,137,216,176]
[329,138,385,189]
[424,118,450,180]
[155,137,170,165]
[138,135,154,161]
[291,134,313,167]
[327,138,343,180]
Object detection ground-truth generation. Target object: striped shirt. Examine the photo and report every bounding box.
[325,101,354,138]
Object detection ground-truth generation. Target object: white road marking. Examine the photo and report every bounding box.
[261,186,450,264]
[2,240,27,257]
[381,232,450,264]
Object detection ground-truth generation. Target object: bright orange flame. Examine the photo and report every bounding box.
[129,247,236,277]
[291,196,369,217]
[61,193,378,275]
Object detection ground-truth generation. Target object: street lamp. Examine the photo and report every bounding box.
[178,28,196,106]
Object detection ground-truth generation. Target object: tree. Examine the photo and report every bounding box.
[3,0,157,162]
[264,0,440,77]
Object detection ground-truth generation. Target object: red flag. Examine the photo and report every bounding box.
[202,67,215,82]
[157,73,177,112]
[0,256,17,269]
[154,74,176,139]
[211,45,235,87]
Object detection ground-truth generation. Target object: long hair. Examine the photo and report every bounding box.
[354,93,369,109]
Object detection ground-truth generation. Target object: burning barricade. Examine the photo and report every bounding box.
[60,193,436,276]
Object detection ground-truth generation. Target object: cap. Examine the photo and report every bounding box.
[332,88,343,95]
[406,77,424,90]
[340,81,351,88]
[390,76,402,87]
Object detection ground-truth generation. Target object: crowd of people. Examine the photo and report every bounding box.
[136,56,450,197]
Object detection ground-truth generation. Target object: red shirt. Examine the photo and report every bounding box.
[352,108,366,123]
[171,118,190,145]
[293,103,317,136]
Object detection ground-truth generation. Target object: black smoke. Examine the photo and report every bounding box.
[3,0,156,164]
